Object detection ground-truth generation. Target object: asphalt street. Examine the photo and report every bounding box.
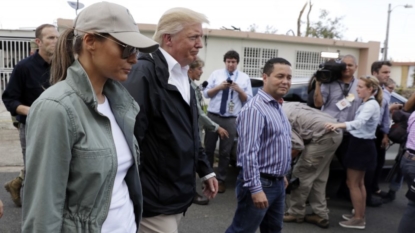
[0,101,410,233]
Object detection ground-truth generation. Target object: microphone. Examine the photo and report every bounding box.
[202,81,208,88]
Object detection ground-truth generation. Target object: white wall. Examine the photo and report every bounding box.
[194,36,360,86]
[390,66,402,86]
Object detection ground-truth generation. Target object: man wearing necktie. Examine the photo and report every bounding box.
[203,50,253,193]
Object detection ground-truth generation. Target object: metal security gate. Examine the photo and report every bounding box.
[0,38,32,93]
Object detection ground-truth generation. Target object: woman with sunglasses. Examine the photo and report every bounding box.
[325,76,382,230]
[21,2,158,232]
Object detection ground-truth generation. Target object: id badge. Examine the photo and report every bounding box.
[228,101,235,114]
[336,98,351,111]
[346,93,355,102]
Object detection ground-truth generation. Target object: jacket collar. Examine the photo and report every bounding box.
[65,60,137,114]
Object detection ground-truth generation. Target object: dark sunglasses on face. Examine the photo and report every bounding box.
[94,33,138,59]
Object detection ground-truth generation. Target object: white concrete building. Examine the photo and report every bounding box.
[1,19,381,93]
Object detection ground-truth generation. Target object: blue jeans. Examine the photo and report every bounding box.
[398,200,415,233]
[397,155,415,233]
[225,172,285,233]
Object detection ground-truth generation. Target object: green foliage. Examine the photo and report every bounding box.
[306,9,346,39]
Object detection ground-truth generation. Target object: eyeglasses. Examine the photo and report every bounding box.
[93,33,139,59]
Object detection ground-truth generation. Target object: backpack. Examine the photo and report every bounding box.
[388,110,411,144]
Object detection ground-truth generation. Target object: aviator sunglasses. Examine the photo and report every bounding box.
[92,32,139,59]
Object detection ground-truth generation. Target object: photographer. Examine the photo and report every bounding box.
[203,50,252,193]
[313,55,371,203]
[283,102,342,229]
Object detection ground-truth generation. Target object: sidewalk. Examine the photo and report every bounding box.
[0,100,23,171]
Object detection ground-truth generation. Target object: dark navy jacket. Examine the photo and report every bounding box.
[122,50,213,217]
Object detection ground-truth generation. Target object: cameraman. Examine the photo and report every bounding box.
[313,55,370,203]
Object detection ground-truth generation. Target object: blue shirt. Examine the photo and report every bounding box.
[203,69,252,117]
[345,97,380,139]
[236,89,292,194]
[321,78,362,122]
[379,88,391,134]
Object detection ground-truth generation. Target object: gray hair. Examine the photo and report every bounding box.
[153,7,209,45]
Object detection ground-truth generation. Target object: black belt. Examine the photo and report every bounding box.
[404,151,415,161]
[208,112,237,118]
[408,148,415,154]
[260,173,284,181]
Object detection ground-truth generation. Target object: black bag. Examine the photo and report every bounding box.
[388,110,411,144]
[406,178,415,202]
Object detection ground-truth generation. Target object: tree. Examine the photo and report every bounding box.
[246,24,277,34]
[247,24,259,32]
[307,9,346,39]
[296,1,346,39]
[264,25,278,34]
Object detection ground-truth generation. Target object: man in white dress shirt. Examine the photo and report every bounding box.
[203,50,253,193]
[122,8,218,233]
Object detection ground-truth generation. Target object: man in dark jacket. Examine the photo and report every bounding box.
[122,7,218,233]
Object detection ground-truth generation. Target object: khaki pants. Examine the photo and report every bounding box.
[287,132,342,220]
[138,214,182,233]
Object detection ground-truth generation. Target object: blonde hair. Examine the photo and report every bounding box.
[359,76,383,106]
[189,56,205,69]
[153,7,209,45]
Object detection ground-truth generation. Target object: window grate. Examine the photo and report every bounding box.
[242,47,278,77]
[294,51,325,78]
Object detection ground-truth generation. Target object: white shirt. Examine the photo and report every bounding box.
[203,68,253,117]
[98,97,136,233]
[159,48,216,182]
[159,48,191,105]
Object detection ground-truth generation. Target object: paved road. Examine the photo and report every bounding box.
[0,167,409,233]
[0,101,410,232]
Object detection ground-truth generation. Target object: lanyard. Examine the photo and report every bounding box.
[337,78,354,97]
[226,70,239,100]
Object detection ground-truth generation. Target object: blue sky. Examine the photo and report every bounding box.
[1,0,414,61]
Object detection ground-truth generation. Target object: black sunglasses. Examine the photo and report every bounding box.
[94,33,138,59]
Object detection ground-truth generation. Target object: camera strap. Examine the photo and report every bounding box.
[225,70,239,99]
[337,78,354,97]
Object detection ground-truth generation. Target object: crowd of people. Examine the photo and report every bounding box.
[1,2,415,233]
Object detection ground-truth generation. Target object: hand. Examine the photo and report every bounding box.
[251,191,268,209]
[284,177,289,189]
[217,127,229,139]
[381,135,389,149]
[0,199,3,218]
[203,177,218,199]
[218,81,231,90]
[291,149,301,159]
[389,103,403,112]
[325,123,341,131]
[230,82,242,93]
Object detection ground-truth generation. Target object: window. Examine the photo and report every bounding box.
[294,51,325,78]
[243,47,278,77]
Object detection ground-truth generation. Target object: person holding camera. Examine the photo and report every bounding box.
[313,55,368,203]
[203,50,253,193]
[282,102,342,228]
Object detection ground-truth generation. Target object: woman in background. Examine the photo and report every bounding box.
[325,76,382,230]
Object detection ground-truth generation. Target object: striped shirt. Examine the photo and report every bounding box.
[236,89,292,194]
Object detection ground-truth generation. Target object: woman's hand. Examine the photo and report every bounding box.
[325,122,343,131]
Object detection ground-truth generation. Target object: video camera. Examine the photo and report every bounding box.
[315,60,346,83]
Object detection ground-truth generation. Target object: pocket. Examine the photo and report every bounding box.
[66,148,113,212]
[260,177,273,188]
